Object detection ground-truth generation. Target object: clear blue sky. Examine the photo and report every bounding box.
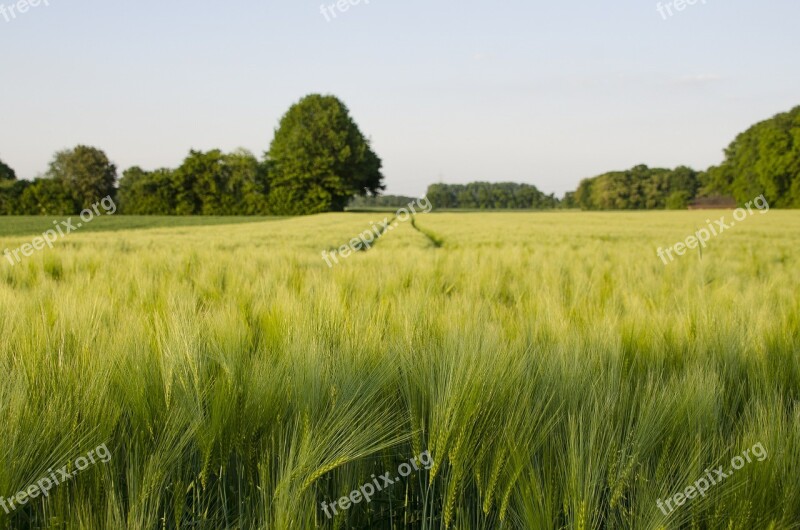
[1,0,798,197]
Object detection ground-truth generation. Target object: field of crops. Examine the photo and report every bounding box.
[0,211,798,529]
[0,216,279,238]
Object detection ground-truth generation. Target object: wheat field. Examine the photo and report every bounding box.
[0,211,798,529]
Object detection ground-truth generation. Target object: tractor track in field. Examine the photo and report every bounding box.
[326,214,444,260]
[410,216,444,248]
[326,215,397,256]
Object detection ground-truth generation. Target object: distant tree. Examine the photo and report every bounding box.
[525,186,541,208]
[219,149,269,215]
[668,166,701,198]
[177,150,227,215]
[347,194,418,209]
[572,165,700,210]
[267,94,384,215]
[118,166,148,214]
[118,167,176,214]
[118,150,269,215]
[475,183,492,208]
[0,157,22,214]
[173,149,269,215]
[47,145,117,210]
[19,178,75,215]
[704,105,800,207]
[456,186,474,208]
[561,191,576,209]
[423,182,558,210]
[425,184,456,209]
[0,157,16,181]
[0,179,29,215]
[170,156,201,215]
[665,190,692,210]
[573,178,596,210]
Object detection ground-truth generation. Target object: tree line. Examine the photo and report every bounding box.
[565,165,701,210]
[0,94,383,216]
[2,102,798,215]
[425,182,559,209]
[704,105,800,208]
[569,105,800,210]
[0,146,117,215]
[423,105,798,211]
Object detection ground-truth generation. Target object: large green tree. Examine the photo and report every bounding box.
[47,145,117,210]
[705,105,800,207]
[267,94,384,215]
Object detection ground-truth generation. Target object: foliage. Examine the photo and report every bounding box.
[1,94,381,217]
[117,150,269,215]
[0,148,116,216]
[425,182,559,209]
[704,105,800,207]
[570,105,800,210]
[2,177,78,217]
[0,158,15,181]
[18,178,75,215]
[267,94,384,215]
[573,165,701,210]
[5,103,800,215]
[665,190,692,210]
[347,194,419,209]
[0,180,28,215]
[47,145,117,211]
[117,167,176,215]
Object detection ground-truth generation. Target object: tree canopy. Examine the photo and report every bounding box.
[0,148,115,215]
[266,94,384,215]
[425,182,559,210]
[572,165,702,210]
[704,105,800,207]
[118,150,269,215]
[48,145,117,210]
[347,194,419,209]
[1,95,384,217]
[569,106,800,210]
[0,157,16,181]
[0,158,20,214]
[3,100,799,216]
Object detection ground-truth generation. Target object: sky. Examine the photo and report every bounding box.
[1,0,799,198]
